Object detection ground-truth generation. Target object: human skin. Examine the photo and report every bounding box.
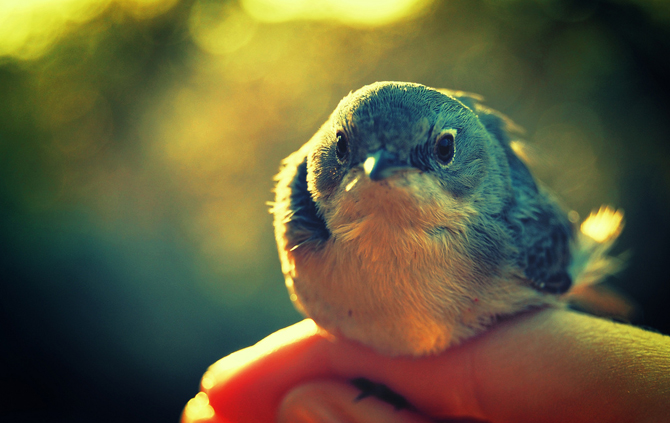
[181,309,670,423]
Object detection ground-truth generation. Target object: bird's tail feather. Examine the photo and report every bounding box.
[565,206,634,320]
[569,206,626,287]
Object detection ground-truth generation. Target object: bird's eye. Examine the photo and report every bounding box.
[435,133,455,164]
[336,132,349,162]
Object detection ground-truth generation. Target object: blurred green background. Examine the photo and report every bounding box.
[1,0,669,421]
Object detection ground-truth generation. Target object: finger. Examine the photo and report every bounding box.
[278,380,433,423]
[193,319,336,423]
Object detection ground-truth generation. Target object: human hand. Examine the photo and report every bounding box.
[181,309,670,423]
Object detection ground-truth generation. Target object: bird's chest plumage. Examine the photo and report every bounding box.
[290,226,458,355]
[286,182,500,355]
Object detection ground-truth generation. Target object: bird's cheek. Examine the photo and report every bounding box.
[318,173,350,204]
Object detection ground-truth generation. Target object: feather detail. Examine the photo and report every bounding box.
[569,206,626,287]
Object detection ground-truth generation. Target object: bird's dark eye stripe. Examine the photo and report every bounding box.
[408,124,436,171]
[409,142,433,171]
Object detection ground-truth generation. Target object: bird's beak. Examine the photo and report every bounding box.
[363,150,415,181]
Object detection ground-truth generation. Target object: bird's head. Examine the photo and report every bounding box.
[305,81,510,239]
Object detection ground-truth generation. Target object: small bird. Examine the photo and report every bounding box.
[272,81,623,357]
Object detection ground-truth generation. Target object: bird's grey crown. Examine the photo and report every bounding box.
[334,83,446,167]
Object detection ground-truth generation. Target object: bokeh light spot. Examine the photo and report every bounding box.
[0,0,178,60]
[121,0,180,19]
[189,1,258,55]
[241,0,433,26]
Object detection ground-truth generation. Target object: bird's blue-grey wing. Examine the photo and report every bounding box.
[513,188,574,293]
[469,98,574,294]
[273,144,330,251]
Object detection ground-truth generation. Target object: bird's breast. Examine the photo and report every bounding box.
[287,210,481,355]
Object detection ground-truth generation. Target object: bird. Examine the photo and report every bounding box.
[271,81,624,357]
